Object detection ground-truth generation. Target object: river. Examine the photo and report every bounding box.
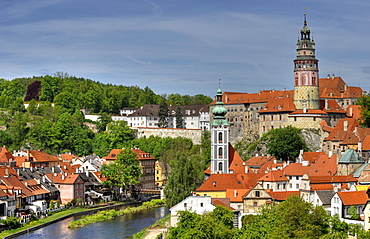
[13,206,169,239]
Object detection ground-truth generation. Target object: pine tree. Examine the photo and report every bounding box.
[158,100,169,128]
[175,106,183,128]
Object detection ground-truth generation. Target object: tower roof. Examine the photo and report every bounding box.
[211,85,228,126]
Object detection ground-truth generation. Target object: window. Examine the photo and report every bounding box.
[218,147,223,157]
[255,191,260,197]
[253,202,258,207]
[218,132,223,142]
[200,203,203,207]
[218,162,223,171]
[184,203,187,208]
[266,184,270,189]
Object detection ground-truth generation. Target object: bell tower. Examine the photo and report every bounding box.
[210,84,229,174]
[293,13,320,110]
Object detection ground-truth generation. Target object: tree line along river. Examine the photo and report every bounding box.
[12,206,169,239]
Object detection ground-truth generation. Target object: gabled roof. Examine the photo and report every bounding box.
[60,153,79,162]
[337,190,368,206]
[258,170,288,182]
[102,149,122,160]
[316,190,335,205]
[363,136,370,151]
[45,173,82,184]
[211,198,235,211]
[132,149,156,161]
[289,109,328,116]
[319,76,347,94]
[310,184,334,191]
[0,147,12,164]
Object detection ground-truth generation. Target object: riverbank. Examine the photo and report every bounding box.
[0,202,139,239]
[68,199,164,229]
[133,213,170,239]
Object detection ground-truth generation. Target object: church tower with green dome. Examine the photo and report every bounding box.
[211,85,229,174]
[293,13,320,110]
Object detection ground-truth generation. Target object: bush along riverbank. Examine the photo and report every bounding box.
[133,213,170,239]
[68,199,165,229]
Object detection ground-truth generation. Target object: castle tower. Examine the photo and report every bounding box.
[293,13,320,110]
[210,85,229,174]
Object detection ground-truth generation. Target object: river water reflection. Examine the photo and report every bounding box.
[14,206,169,239]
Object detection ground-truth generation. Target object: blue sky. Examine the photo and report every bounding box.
[0,0,369,97]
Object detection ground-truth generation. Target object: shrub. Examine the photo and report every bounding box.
[1,217,22,229]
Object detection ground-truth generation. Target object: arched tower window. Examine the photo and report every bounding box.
[218,162,223,171]
[218,147,223,158]
[218,132,223,142]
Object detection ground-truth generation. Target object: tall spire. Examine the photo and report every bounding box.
[211,82,228,126]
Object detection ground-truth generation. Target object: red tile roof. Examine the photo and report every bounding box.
[308,154,337,177]
[337,191,368,205]
[347,105,362,120]
[269,191,300,201]
[258,170,288,182]
[258,98,296,113]
[324,118,359,141]
[309,175,357,184]
[196,173,263,192]
[0,147,12,164]
[46,173,81,184]
[284,163,311,176]
[211,198,235,210]
[29,150,61,162]
[343,87,363,99]
[310,184,334,191]
[302,152,323,164]
[132,149,156,160]
[320,99,346,114]
[289,109,328,116]
[226,189,251,203]
[245,155,275,168]
[229,144,246,174]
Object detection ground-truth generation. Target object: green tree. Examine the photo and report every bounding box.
[100,148,142,200]
[167,206,235,239]
[348,205,359,219]
[40,75,61,102]
[27,99,38,115]
[175,106,183,128]
[158,100,169,128]
[356,93,370,127]
[267,126,308,161]
[164,153,205,207]
[97,113,112,132]
[201,130,211,164]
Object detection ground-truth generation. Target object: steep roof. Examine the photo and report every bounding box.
[29,150,61,162]
[45,173,82,184]
[319,76,347,94]
[0,147,12,164]
[324,118,359,141]
[258,170,288,182]
[343,87,363,99]
[196,173,263,192]
[337,191,368,206]
[320,99,346,114]
[308,153,337,176]
[346,105,362,120]
[229,144,246,174]
[132,149,156,161]
[301,152,323,164]
[316,190,335,205]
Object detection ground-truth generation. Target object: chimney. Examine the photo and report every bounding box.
[234,190,237,198]
[303,106,307,114]
[62,174,65,181]
[327,74,330,79]
[328,151,333,159]
[332,74,335,80]
[5,169,8,176]
[344,121,348,131]
[273,159,277,164]
[349,107,353,117]
[325,99,328,110]
[358,142,362,152]
[245,166,248,173]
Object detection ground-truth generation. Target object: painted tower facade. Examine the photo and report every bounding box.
[293,13,320,110]
[210,86,229,174]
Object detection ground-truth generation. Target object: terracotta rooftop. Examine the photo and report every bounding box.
[0,147,12,164]
[284,163,311,176]
[45,173,81,184]
[229,144,246,174]
[226,188,251,203]
[29,150,61,162]
[309,175,357,184]
[245,155,275,168]
[346,105,362,120]
[324,118,359,141]
[196,173,263,192]
[337,190,368,206]
[308,153,337,177]
[258,170,288,182]
[269,191,300,201]
[258,98,296,113]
